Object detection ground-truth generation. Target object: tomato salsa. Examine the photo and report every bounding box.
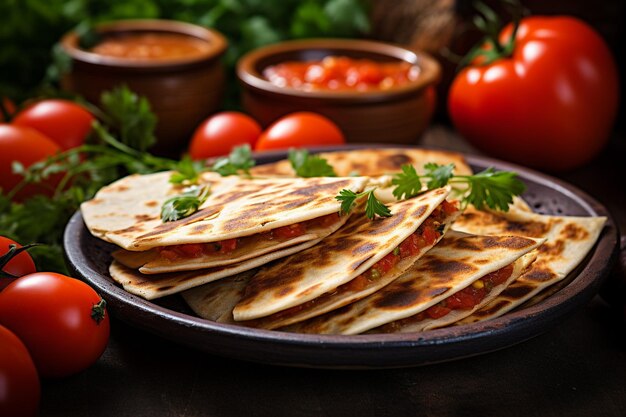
[156,213,340,261]
[381,263,515,332]
[90,32,211,60]
[263,56,420,92]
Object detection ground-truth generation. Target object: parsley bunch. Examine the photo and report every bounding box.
[0,86,180,273]
[338,163,526,219]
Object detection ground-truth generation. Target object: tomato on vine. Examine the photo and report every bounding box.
[448,3,619,171]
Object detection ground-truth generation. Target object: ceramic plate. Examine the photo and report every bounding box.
[63,147,618,368]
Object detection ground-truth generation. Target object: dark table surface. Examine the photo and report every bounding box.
[40,126,626,417]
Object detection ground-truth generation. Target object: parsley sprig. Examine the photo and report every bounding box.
[169,155,205,185]
[161,185,211,222]
[211,145,255,176]
[338,163,526,218]
[336,189,391,219]
[288,149,337,177]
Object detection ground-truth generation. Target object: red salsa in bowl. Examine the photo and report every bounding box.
[263,56,420,92]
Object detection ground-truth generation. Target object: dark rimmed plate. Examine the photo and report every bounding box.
[63,146,619,369]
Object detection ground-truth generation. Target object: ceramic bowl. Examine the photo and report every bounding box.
[60,19,227,155]
[237,39,440,144]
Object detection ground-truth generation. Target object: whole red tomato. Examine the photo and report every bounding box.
[0,237,36,291]
[189,111,262,159]
[0,324,40,417]
[448,16,619,171]
[0,272,110,378]
[12,99,94,151]
[0,124,61,200]
[255,112,346,151]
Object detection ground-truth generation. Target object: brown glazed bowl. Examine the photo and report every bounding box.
[237,39,441,144]
[60,20,227,155]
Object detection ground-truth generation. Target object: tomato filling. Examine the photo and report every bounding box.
[252,202,459,323]
[263,56,420,92]
[155,213,340,261]
[384,263,515,330]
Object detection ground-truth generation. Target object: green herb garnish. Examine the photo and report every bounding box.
[338,163,526,219]
[161,185,211,222]
[288,149,337,178]
[211,145,255,176]
[336,189,392,220]
[169,155,205,185]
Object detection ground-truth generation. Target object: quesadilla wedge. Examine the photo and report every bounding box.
[451,206,606,325]
[181,271,253,324]
[108,235,326,300]
[250,148,473,177]
[232,186,458,326]
[82,171,368,273]
[286,231,544,335]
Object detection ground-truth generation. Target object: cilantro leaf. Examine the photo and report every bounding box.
[336,189,392,219]
[169,155,205,185]
[336,189,358,215]
[161,185,211,222]
[365,190,392,219]
[463,168,526,211]
[390,163,525,212]
[391,165,422,200]
[211,145,255,176]
[100,86,157,152]
[423,163,455,189]
[288,149,337,178]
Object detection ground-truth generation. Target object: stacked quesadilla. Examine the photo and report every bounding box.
[231,187,459,329]
[451,206,606,324]
[80,147,607,335]
[81,170,369,299]
[285,231,544,334]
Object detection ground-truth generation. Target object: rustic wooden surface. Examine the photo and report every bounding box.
[39,126,626,417]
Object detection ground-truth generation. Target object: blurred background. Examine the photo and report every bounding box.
[0,0,623,130]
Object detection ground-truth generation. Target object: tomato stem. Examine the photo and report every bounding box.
[457,0,525,70]
[91,298,107,324]
[0,243,40,279]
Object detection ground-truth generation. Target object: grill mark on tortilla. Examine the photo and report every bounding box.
[290,180,352,196]
[136,206,223,239]
[191,223,213,234]
[135,214,154,221]
[415,259,478,277]
[484,236,537,250]
[561,223,589,240]
[501,284,534,298]
[366,205,424,235]
[112,224,145,234]
[374,289,421,309]
[145,200,158,207]
[538,240,565,257]
[379,153,411,169]
[522,267,557,282]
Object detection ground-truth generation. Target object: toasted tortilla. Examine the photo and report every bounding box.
[81,171,368,251]
[232,186,452,322]
[112,211,349,274]
[451,206,606,325]
[250,148,473,177]
[286,231,544,335]
[182,271,253,324]
[108,236,325,300]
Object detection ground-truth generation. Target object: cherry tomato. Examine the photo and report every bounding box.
[12,99,94,151]
[255,112,345,151]
[0,272,110,378]
[448,16,619,171]
[0,324,40,417]
[0,237,36,291]
[0,124,61,200]
[189,111,262,159]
